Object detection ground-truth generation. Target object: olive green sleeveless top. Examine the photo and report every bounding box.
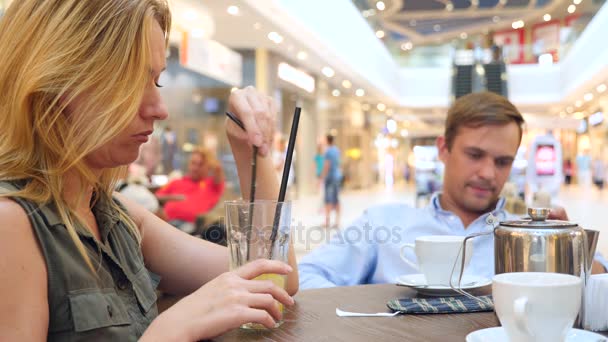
[0,181,160,341]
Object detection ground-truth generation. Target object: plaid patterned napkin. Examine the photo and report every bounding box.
[387,295,494,314]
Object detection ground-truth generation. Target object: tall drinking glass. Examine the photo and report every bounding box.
[225,200,291,329]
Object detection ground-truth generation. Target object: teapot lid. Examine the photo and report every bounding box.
[500,208,578,229]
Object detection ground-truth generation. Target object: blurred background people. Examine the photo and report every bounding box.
[564,159,574,185]
[593,157,606,190]
[156,147,224,233]
[322,134,342,228]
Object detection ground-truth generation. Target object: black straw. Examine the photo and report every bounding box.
[269,107,301,256]
[225,111,257,260]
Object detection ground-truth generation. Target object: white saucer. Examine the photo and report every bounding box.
[396,274,491,296]
[466,327,607,342]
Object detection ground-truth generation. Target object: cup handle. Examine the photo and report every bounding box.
[514,297,534,338]
[400,244,419,271]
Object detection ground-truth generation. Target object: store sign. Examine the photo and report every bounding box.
[535,144,556,176]
[277,62,315,93]
[181,32,243,87]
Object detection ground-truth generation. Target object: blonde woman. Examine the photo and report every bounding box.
[0,1,297,341]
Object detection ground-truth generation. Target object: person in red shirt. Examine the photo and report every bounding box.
[156,148,224,226]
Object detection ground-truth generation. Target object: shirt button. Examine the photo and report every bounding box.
[107,305,113,318]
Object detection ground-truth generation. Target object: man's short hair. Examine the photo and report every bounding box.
[444,92,525,150]
[190,147,209,162]
[326,134,334,145]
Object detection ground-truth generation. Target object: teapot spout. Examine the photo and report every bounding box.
[585,229,600,273]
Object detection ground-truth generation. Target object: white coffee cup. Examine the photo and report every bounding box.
[400,235,472,286]
[492,272,582,342]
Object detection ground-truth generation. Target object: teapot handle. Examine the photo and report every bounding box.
[450,231,493,290]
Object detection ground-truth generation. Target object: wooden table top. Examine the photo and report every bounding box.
[216,283,500,342]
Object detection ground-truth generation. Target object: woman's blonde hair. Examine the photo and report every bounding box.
[0,0,171,271]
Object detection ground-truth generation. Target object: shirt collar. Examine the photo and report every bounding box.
[46,194,121,242]
[428,192,508,221]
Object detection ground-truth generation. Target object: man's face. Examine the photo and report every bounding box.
[438,123,520,214]
[188,153,207,181]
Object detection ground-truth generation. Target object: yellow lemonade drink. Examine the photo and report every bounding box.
[243,273,287,329]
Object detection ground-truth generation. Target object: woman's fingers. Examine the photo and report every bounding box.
[227,86,277,157]
[234,259,292,280]
[246,293,283,322]
[239,307,277,329]
[228,87,263,147]
[246,278,294,307]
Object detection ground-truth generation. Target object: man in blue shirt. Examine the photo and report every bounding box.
[322,134,342,228]
[299,92,606,289]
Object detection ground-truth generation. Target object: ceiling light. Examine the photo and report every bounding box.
[342,80,352,89]
[377,103,387,111]
[386,108,394,115]
[401,42,413,50]
[322,67,335,78]
[559,112,566,118]
[543,14,551,21]
[446,2,454,11]
[574,112,585,119]
[400,129,409,137]
[574,0,582,4]
[493,16,500,23]
[296,51,308,60]
[376,1,386,11]
[227,5,240,16]
[230,87,238,93]
[575,100,583,108]
[460,32,468,39]
[362,103,371,111]
[253,22,262,30]
[566,106,574,113]
[267,32,283,44]
[511,20,525,29]
[568,5,576,13]
[584,93,594,102]
[376,30,385,39]
[433,24,441,32]
[332,89,341,97]
[597,84,607,93]
[355,89,365,97]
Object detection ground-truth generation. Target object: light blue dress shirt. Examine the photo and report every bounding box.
[299,193,607,289]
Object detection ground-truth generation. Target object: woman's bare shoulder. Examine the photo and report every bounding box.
[0,197,49,340]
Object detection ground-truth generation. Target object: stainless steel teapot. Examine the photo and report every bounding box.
[494,208,598,279]
[457,207,599,327]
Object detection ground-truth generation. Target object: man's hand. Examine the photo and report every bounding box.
[547,206,569,221]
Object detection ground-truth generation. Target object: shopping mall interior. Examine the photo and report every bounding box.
[4,0,608,339]
[2,0,608,272]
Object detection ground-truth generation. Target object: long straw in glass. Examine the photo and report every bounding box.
[225,111,257,260]
[269,107,301,258]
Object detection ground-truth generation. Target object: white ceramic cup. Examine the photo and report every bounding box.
[400,235,472,286]
[492,272,582,342]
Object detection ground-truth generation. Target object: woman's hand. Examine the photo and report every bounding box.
[226,86,277,157]
[142,259,294,341]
